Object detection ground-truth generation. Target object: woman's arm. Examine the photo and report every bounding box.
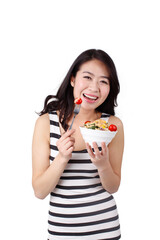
[86,116,124,194]
[32,113,75,199]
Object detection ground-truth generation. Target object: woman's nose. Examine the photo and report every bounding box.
[88,80,99,92]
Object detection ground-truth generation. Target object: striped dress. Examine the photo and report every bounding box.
[48,111,121,240]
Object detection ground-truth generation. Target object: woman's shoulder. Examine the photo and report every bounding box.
[36,113,50,125]
[36,111,58,123]
[108,115,123,128]
[101,113,123,125]
[34,113,50,137]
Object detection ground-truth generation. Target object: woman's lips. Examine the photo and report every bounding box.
[82,93,99,103]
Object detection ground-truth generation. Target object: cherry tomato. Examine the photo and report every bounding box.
[84,121,91,124]
[74,98,82,104]
[108,124,117,131]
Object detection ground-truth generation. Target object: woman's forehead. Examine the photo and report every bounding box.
[78,59,110,76]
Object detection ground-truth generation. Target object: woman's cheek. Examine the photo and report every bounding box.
[75,81,87,95]
[101,86,110,99]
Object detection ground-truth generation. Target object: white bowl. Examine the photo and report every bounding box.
[79,126,117,147]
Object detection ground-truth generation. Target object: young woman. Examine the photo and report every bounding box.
[32,49,124,239]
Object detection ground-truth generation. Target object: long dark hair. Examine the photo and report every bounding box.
[38,49,120,131]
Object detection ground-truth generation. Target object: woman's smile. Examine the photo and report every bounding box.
[82,93,99,103]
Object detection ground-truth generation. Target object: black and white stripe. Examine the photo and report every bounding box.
[48,111,121,240]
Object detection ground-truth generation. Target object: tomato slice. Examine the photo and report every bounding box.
[74,97,82,104]
[84,121,91,124]
[108,124,117,131]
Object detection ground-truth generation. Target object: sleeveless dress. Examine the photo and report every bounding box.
[48,111,121,240]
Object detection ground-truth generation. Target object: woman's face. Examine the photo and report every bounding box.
[71,59,110,111]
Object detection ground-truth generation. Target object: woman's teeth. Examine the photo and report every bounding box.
[83,93,98,100]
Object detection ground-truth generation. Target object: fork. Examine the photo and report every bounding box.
[69,104,81,130]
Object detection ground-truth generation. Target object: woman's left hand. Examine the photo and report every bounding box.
[86,142,109,171]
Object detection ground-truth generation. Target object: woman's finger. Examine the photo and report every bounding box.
[92,142,101,158]
[57,136,75,149]
[101,142,107,155]
[64,140,75,151]
[60,129,75,141]
[86,143,95,158]
[66,146,74,155]
[58,137,75,151]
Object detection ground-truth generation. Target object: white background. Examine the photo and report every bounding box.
[0,0,160,239]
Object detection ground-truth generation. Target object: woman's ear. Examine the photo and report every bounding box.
[70,76,75,87]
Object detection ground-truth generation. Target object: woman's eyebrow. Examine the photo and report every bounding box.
[82,71,109,80]
[82,71,94,76]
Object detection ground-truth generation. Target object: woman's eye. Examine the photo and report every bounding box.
[84,76,92,80]
[100,80,109,85]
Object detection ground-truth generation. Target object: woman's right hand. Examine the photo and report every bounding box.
[56,129,75,162]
